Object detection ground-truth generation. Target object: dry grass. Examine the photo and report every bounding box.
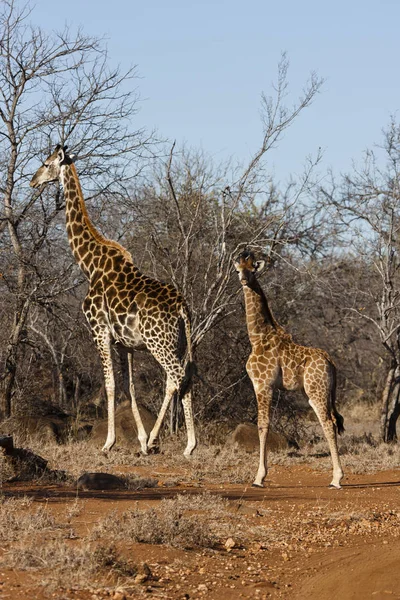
[18,426,400,489]
[0,404,399,599]
[2,400,399,490]
[0,496,61,541]
[92,492,233,549]
[26,439,150,477]
[3,539,137,589]
[0,496,139,591]
[120,473,158,490]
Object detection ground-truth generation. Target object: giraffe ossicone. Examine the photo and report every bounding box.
[30,145,196,458]
[235,250,344,489]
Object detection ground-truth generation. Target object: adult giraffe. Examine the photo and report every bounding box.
[30,145,196,457]
[234,250,344,488]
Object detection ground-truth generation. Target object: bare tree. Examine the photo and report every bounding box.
[129,54,324,347]
[321,118,400,441]
[117,56,324,430]
[0,0,154,418]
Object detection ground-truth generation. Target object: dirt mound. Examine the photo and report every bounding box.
[0,414,70,443]
[0,413,93,446]
[90,400,156,449]
[0,435,66,482]
[227,422,289,452]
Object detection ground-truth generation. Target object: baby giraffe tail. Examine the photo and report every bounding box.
[329,361,344,435]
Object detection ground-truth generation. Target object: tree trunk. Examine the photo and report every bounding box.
[387,398,400,441]
[58,372,67,408]
[0,297,30,420]
[380,362,400,442]
[380,363,396,441]
[386,365,400,442]
[0,361,15,420]
[73,374,81,412]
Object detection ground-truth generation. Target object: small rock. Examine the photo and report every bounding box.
[113,592,126,600]
[197,584,208,592]
[225,537,236,552]
[134,573,148,584]
[249,541,268,552]
[142,562,152,577]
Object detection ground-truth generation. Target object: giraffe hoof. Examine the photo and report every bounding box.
[329,483,342,490]
[147,445,160,455]
[251,482,264,488]
[102,444,115,454]
[135,449,149,457]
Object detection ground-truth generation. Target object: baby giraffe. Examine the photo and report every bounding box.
[234,251,344,488]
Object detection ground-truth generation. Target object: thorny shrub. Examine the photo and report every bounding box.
[0,497,59,541]
[92,492,233,549]
[3,540,137,589]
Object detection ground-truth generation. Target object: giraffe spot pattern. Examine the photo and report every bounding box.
[30,151,196,458]
[235,251,343,488]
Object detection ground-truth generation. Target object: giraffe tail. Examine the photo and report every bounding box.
[329,361,345,435]
[178,305,193,360]
[178,305,196,398]
[179,360,197,399]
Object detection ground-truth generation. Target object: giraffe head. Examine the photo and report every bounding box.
[234,250,265,287]
[30,145,73,188]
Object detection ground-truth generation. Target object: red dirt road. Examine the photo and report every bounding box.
[1,465,400,599]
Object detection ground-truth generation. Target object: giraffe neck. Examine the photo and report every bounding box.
[242,281,278,344]
[60,163,132,279]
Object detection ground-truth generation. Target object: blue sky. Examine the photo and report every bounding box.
[32,0,400,184]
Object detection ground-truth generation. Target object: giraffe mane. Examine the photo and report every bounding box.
[68,163,133,263]
[246,275,278,329]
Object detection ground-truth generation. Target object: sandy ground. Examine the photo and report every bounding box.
[1,463,399,600]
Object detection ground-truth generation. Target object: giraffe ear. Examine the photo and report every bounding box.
[57,146,65,163]
[254,260,265,273]
[233,259,240,272]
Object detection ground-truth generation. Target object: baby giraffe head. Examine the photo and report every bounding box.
[30,144,73,188]
[234,250,265,287]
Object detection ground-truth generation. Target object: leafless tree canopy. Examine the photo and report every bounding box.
[0,0,155,417]
[0,3,399,442]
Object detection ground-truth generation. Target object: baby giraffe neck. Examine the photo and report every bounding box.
[243,284,276,343]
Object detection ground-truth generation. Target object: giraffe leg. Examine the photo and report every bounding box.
[127,353,148,455]
[253,386,273,487]
[95,331,116,453]
[147,375,176,451]
[146,360,196,457]
[181,389,196,457]
[307,394,344,489]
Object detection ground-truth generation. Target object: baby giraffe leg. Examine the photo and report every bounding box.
[307,394,344,489]
[253,386,273,487]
